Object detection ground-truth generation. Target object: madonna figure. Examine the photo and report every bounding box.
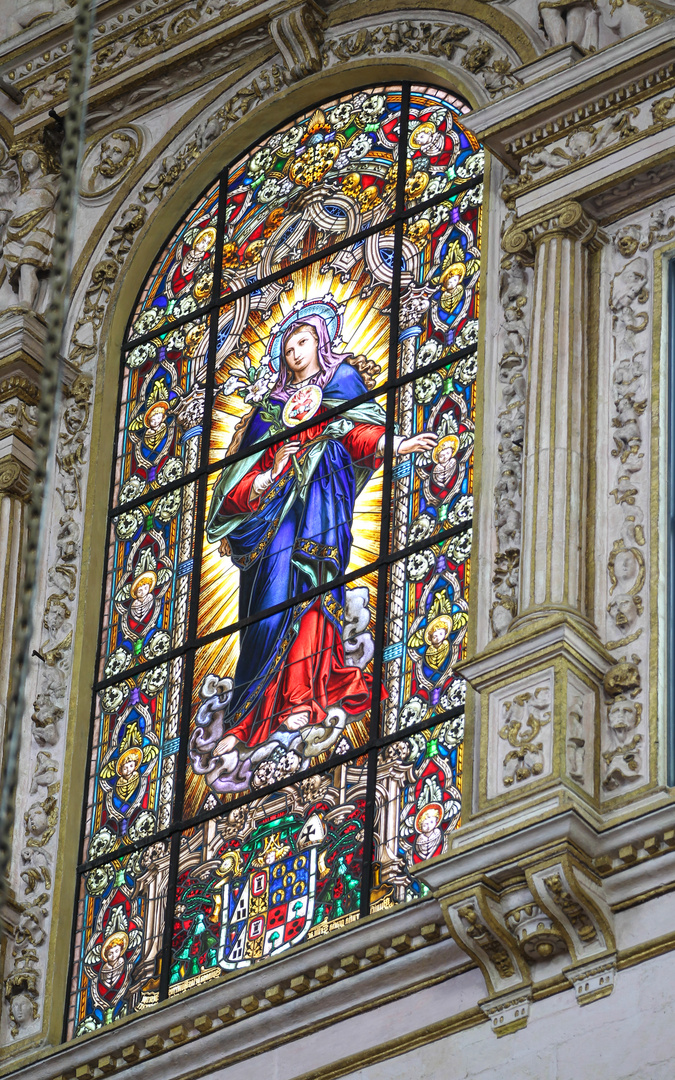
[206,313,436,754]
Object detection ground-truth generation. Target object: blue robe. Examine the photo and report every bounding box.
[206,362,386,743]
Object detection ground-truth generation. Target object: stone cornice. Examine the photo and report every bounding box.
[0,898,469,1078]
[0,0,535,136]
[0,0,276,133]
[464,18,675,169]
[501,200,607,262]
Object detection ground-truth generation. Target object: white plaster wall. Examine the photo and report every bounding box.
[340,950,675,1080]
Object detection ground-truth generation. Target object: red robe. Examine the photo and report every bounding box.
[218,420,385,745]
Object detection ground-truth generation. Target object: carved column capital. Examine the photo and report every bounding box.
[502,201,607,263]
[0,457,32,501]
[269,1,326,80]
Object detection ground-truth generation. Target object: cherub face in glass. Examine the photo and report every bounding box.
[436,444,455,465]
[429,624,449,647]
[192,228,216,256]
[118,749,142,779]
[409,122,441,156]
[417,806,442,834]
[106,942,123,963]
[145,402,168,431]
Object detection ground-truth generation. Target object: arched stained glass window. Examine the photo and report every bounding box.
[68,83,483,1035]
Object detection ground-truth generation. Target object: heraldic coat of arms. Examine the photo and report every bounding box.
[217,815,322,969]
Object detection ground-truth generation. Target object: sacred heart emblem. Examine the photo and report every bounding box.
[282,385,323,426]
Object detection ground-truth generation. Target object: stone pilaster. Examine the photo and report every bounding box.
[457,203,615,830]
[0,311,42,774]
[502,201,605,626]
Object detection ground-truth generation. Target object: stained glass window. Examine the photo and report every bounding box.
[68,83,482,1035]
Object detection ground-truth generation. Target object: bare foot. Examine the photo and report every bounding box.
[284,711,311,731]
[214,733,237,757]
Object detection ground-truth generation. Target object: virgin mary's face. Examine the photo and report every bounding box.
[283,328,320,383]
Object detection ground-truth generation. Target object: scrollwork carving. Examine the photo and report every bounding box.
[322,19,519,100]
[4,366,93,1035]
[601,222,653,794]
[498,686,551,786]
[269,1,326,79]
[455,903,515,979]
[490,246,531,636]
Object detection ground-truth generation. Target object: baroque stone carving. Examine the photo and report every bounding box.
[604,270,647,689]
[269,1,325,79]
[3,365,93,1037]
[322,19,520,100]
[502,108,639,202]
[79,127,143,199]
[438,851,616,1034]
[3,0,69,39]
[599,212,657,795]
[538,0,600,51]
[501,68,675,210]
[5,0,268,122]
[454,902,517,980]
[490,247,531,635]
[566,697,586,784]
[601,661,643,790]
[498,685,551,785]
[3,947,40,1039]
[543,873,597,942]
[2,149,58,312]
[502,201,604,261]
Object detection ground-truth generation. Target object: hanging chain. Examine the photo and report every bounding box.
[0,0,97,909]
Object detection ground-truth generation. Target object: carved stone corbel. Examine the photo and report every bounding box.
[441,886,528,998]
[269,1,326,80]
[425,834,617,1034]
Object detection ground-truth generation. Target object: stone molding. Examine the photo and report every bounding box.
[502,200,606,263]
[1,1,530,134]
[420,813,620,1034]
[464,20,675,166]
[268,1,326,80]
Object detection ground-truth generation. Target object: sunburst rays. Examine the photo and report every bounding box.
[186,261,392,814]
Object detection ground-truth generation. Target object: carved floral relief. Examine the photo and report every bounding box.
[596,201,672,796]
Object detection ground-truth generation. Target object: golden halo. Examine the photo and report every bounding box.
[432,433,460,463]
[101,931,129,959]
[409,121,436,150]
[116,747,143,774]
[130,571,157,598]
[194,226,217,251]
[424,614,452,646]
[415,801,444,832]
[143,399,169,425]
